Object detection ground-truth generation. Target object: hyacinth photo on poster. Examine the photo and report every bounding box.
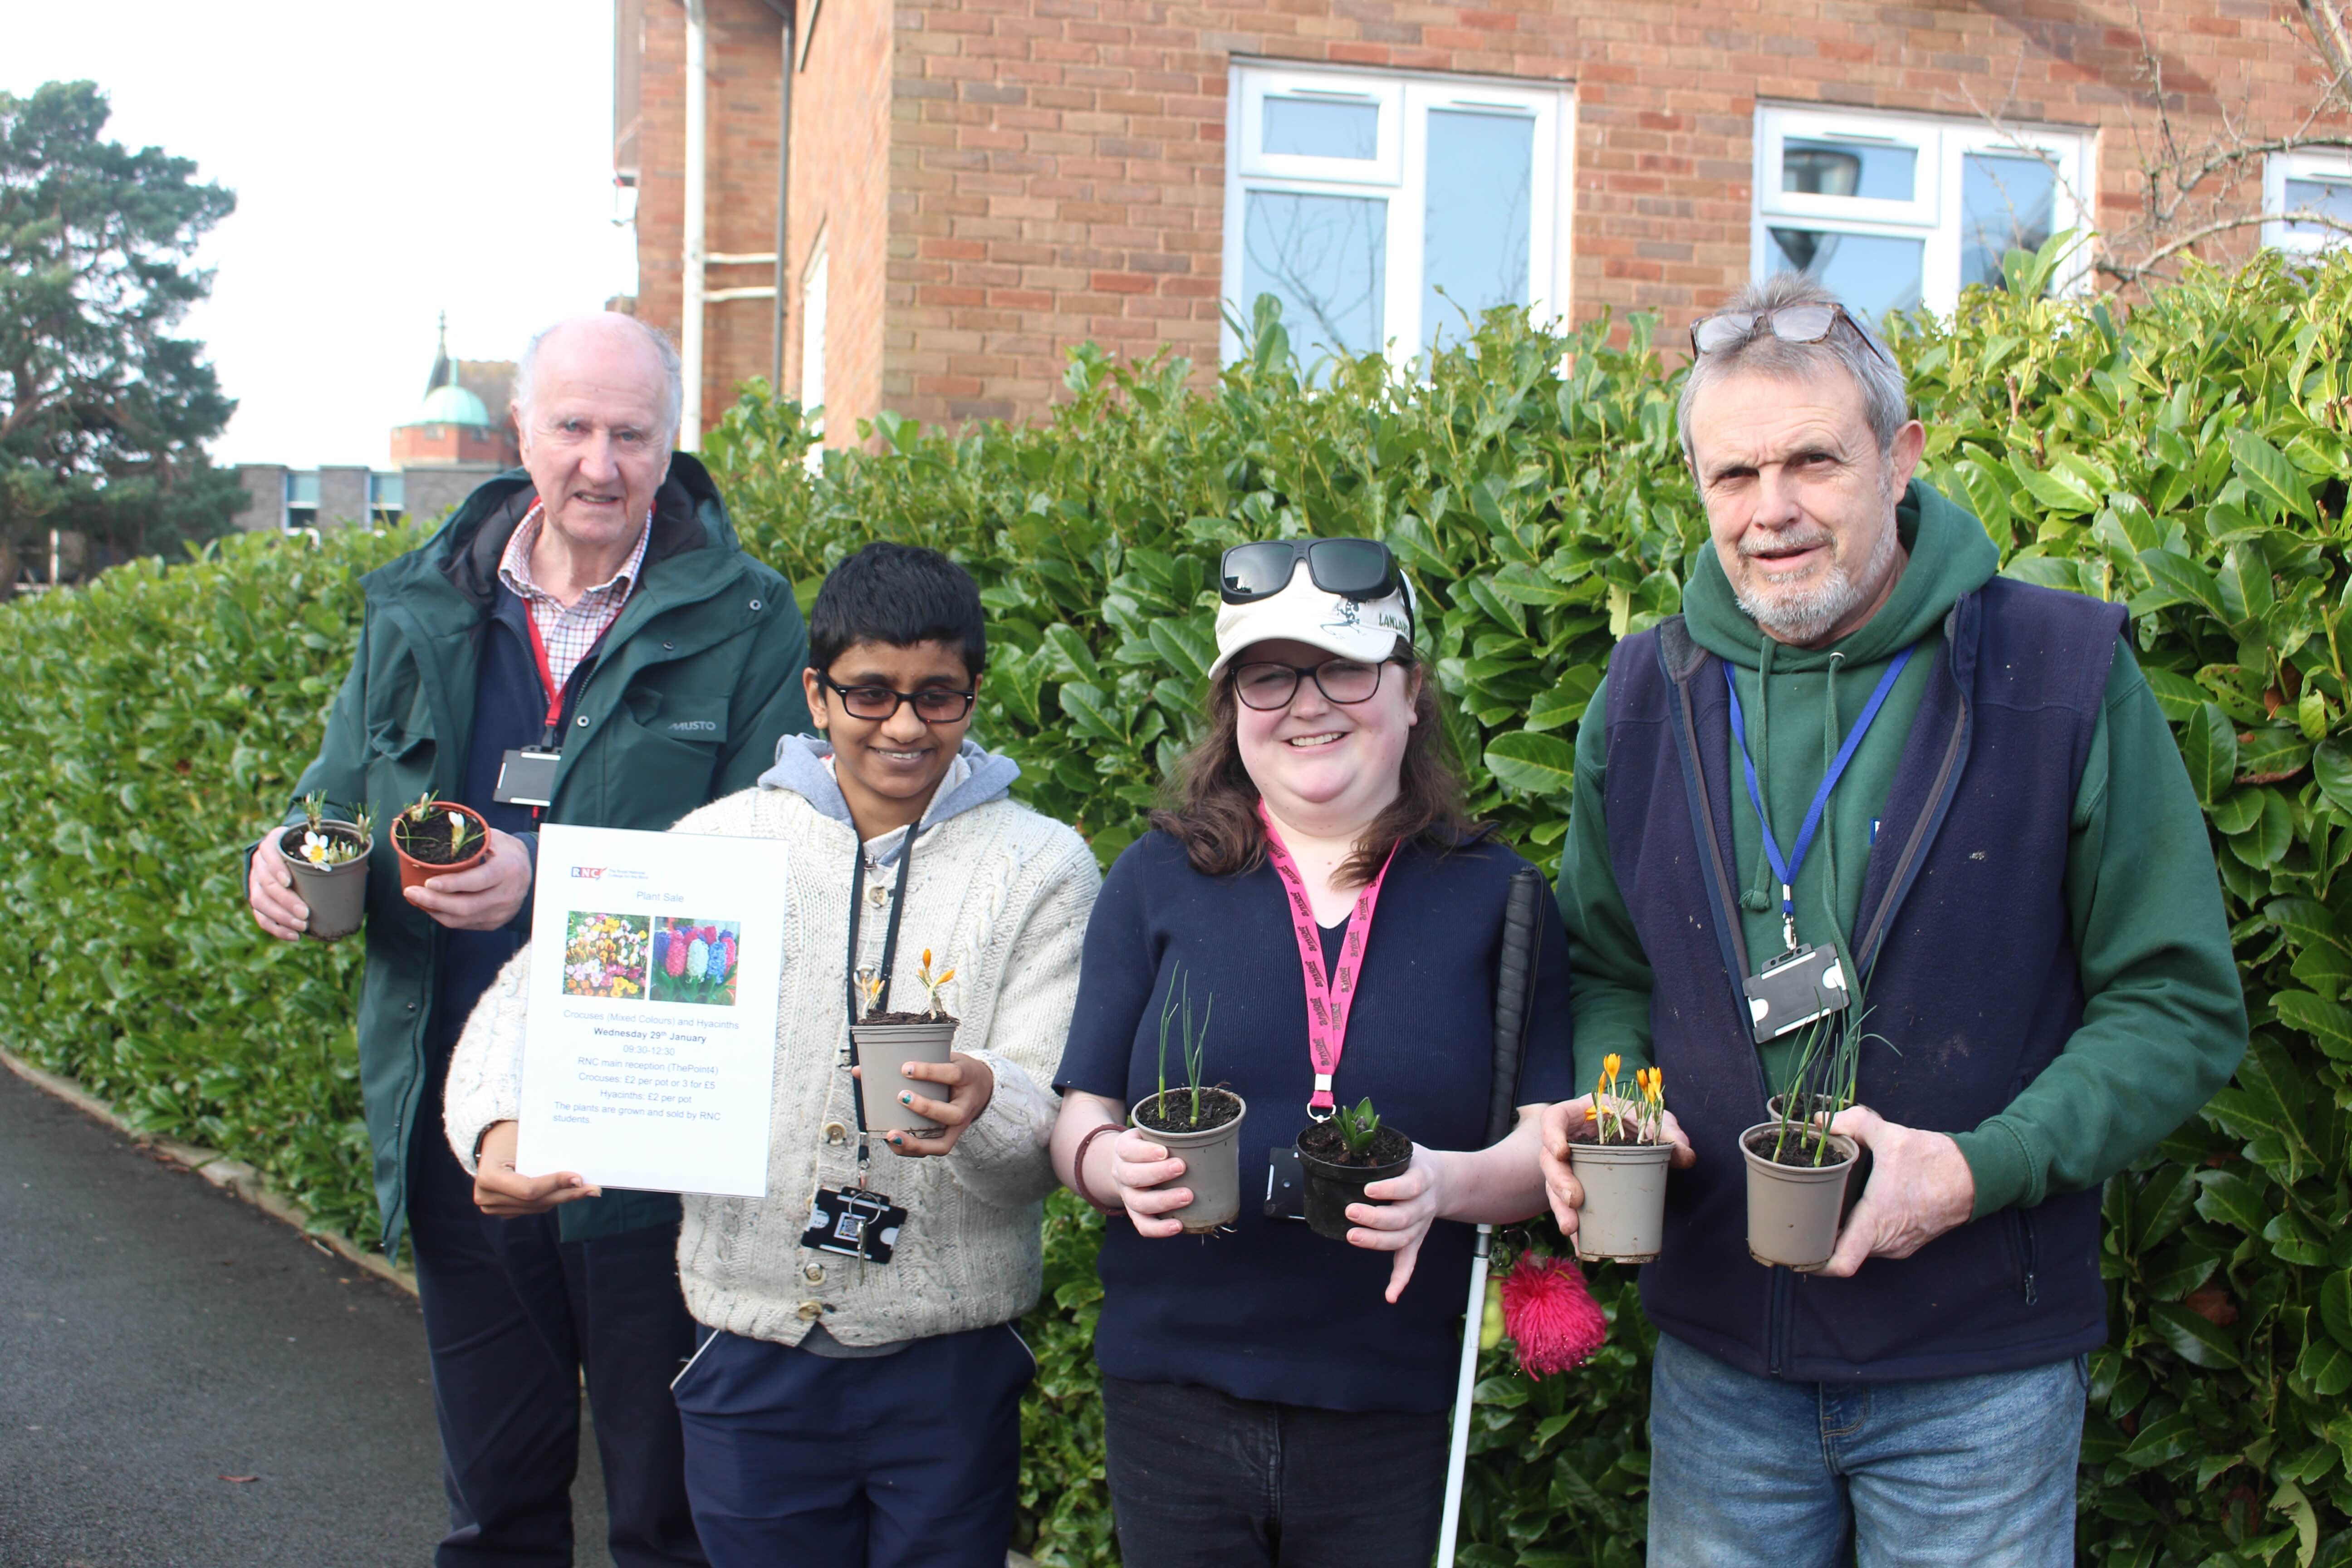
[651,918,741,1006]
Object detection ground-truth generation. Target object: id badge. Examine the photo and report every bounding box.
[802,1186,906,1264]
[493,747,561,808]
[1742,941,1850,1044]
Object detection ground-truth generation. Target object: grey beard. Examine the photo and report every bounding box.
[1733,514,1901,644]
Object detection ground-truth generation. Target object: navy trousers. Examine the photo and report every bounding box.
[407,1100,705,1568]
[669,1323,1034,1568]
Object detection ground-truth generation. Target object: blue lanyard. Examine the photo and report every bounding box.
[1722,645,1916,955]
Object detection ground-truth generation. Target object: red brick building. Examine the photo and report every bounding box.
[617,0,2350,450]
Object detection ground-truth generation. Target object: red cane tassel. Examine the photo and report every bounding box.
[1499,1253,1609,1377]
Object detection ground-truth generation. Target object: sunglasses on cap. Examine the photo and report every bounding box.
[1688,302,1894,367]
[1219,537,1404,606]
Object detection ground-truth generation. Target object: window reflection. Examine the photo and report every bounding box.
[1421,110,1534,352]
[1764,229,1925,319]
[2284,176,2352,243]
[1263,96,1379,160]
[1244,191,1388,356]
[1783,139,1916,202]
[1961,153,2058,289]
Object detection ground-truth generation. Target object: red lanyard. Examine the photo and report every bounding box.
[523,611,565,735]
[1257,802,1399,1118]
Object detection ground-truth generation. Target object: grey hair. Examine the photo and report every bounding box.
[1676,273,1911,470]
[514,314,685,448]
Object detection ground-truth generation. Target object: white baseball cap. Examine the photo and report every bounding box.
[1206,559,1418,682]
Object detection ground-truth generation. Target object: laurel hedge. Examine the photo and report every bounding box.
[3,245,2349,1565]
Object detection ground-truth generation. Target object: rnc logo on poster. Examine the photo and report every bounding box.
[571,867,607,879]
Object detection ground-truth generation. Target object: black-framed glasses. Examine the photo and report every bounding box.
[817,675,977,724]
[1220,538,1402,607]
[1689,302,1893,367]
[1230,657,1392,711]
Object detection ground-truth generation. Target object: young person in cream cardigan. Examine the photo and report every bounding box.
[443,544,1099,1568]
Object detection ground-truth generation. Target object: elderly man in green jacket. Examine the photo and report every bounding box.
[246,313,808,1567]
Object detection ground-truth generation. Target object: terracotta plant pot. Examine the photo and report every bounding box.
[1742,1121,1861,1270]
[1296,1121,1414,1242]
[851,1016,959,1134]
[1130,1088,1247,1233]
[392,802,492,894]
[1568,1138,1673,1263]
[276,823,372,942]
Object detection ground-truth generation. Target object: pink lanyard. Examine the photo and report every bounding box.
[1257,802,1400,1118]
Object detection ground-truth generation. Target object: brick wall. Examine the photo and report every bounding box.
[784,0,896,446]
[634,0,794,440]
[637,0,2342,440]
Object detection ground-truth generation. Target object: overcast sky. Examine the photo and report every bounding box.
[8,2,638,468]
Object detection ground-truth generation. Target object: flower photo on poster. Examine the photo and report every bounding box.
[562,911,651,999]
[652,918,742,1007]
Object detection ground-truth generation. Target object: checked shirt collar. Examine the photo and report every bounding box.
[496,501,653,699]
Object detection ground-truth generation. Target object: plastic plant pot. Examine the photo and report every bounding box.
[277,823,372,942]
[1295,1122,1413,1242]
[850,1016,959,1134]
[1741,1121,1861,1270]
[1129,1089,1247,1233]
[1568,1138,1674,1264]
[392,802,492,894]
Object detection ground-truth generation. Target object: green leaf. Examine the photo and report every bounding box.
[2230,426,2316,521]
[2180,702,2239,806]
[2300,1332,2352,1396]
[2151,1301,2241,1367]
[1484,730,1577,799]
[2016,458,2102,514]
[2195,1169,2270,1235]
[2274,990,2352,1063]
[2315,742,2352,815]
[2139,549,2228,617]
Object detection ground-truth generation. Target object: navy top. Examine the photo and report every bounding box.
[1055,829,1575,1413]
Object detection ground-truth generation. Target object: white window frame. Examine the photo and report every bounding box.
[800,230,828,468]
[1220,60,1574,367]
[2265,149,2352,253]
[1751,104,2094,314]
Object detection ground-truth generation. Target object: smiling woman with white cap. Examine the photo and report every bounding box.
[1048,537,1579,1568]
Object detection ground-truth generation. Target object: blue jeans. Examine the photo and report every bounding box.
[1646,1333,2087,1567]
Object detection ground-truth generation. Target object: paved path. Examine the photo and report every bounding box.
[0,1064,612,1568]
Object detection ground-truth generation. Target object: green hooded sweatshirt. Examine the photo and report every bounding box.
[1561,479,2246,1219]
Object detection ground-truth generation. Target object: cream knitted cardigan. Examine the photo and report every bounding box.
[444,782,1100,1348]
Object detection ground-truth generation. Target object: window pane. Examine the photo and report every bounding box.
[1421,110,1534,352]
[286,472,320,506]
[1961,153,2058,289]
[2284,176,2352,241]
[1263,96,1378,160]
[1783,138,1916,202]
[1243,190,1387,356]
[1764,229,1924,320]
[370,473,404,509]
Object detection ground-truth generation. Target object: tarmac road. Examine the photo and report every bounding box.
[0,1063,613,1568]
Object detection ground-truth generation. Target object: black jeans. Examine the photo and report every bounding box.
[1099,1375,1452,1568]
[408,1099,705,1568]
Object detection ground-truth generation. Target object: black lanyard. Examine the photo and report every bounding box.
[841,831,916,1140]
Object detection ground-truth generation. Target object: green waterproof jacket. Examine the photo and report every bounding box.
[284,455,810,1252]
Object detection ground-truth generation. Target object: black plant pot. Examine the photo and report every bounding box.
[1295,1123,1413,1242]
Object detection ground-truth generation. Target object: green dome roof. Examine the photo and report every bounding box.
[417,383,491,427]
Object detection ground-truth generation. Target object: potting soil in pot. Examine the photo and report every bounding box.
[1132,1088,1243,1135]
[858,1009,956,1028]
[1296,1120,1412,1168]
[396,820,485,865]
[1743,1125,1850,1167]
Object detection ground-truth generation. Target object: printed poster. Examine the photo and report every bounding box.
[515,823,789,1197]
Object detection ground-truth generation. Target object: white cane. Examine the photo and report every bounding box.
[1436,868,1544,1566]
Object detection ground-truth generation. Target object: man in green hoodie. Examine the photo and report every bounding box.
[1540,275,2245,1563]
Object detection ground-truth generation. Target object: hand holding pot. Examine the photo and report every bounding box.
[1538,1094,1696,1238]
[470,1119,602,1216]
[1814,1106,1975,1277]
[863,1053,995,1157]
[1347,1150,1446,1303]
[1106,1127,1196,1239]
[405,828,533,931]
[246,831,310,941]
